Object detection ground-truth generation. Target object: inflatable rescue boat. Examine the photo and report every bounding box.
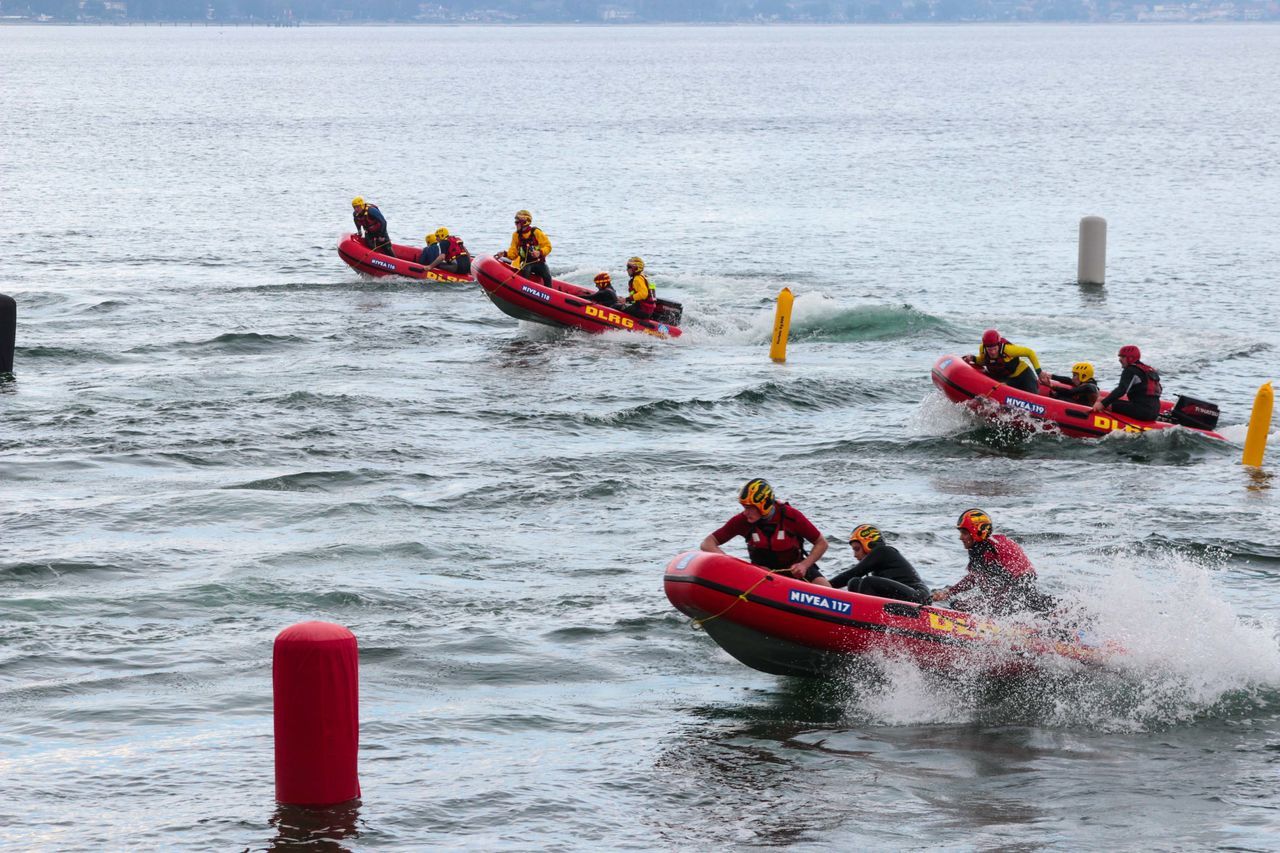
[473,257,683,338]
[338,234,475,283]
[664,550,1115,678]
[931,354,1224,440]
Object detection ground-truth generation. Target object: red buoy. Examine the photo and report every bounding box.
[273,621,361,807]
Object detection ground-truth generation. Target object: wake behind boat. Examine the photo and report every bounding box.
[337,233,476,283]
[664,550,1116,678]
[931,354,1224,440]
[474,256,683,339]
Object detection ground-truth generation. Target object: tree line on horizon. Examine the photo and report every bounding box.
[6,0,1274,22]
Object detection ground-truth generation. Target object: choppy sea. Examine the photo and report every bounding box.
[3,23,1280,850]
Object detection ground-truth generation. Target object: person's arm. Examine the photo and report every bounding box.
[932,570,978,601]
[536,228,552,259]
[829,547,881,589]
[497,232,519,260]
[1099,365,1137,409]
[701,516,744,554]
[786,512,828,576]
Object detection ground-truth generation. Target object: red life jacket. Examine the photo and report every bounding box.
[982,340,1020,380]
[442,235,468,260]
[745,503,809,571]
[353,207,384,233]
[1132,361,1162,398]
[989,534,1035,579]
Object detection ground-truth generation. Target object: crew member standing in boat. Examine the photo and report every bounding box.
[622,257,657,320]
[424,227,471,275]
[352,196,392,256]
[588,272,619,306]
[828,525,931,605]
[1051,361,1100,406]
[933,509,1056,615]
[700,479,831,586]
[1093,345,1162,421]
[963,329,1050,394]
[496,209,552,287]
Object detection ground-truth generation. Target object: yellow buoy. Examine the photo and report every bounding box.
[770,287,794,363]
[1242,381,1273,467]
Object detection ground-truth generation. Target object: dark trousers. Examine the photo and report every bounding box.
[520,261,552,287]
[1004,368,1041,394]
[852,575,930,605]
[1110,397,1159,422]
[365,233,393,256]
[625,301,655,320]
[439,255,472,274]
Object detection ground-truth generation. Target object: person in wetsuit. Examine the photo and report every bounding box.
[425,227,471,275]
[700,478,831,586]
[352,196,392,256]
[828,525,931,605]
[1051,361,1100,406]
[418,233,440,266]
[932,508,1057,615]
[496,209,552,287]
[588,272,619,306]
[963,328,1050,395]
[1093,344,1162,421]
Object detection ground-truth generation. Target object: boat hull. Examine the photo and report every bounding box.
[337,234,475,283]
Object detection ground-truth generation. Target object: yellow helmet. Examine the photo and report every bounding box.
[1071,361,1094,383]
[425,234,438,245]
[737,478,775,514]
[515,209,532,224]
[627,256,645,272]
[848,524,883,551]
[956,508,993,541]
[435,227,449,240]
[351,196,365,209]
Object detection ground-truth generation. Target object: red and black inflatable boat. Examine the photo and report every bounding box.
[931,354,1224,440]
[337,234,475,283]
[473,256,683,339]
[664,550,1116,678]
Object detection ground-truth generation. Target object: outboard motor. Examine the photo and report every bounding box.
[654,299,683,326]
[1170,395,1220,430]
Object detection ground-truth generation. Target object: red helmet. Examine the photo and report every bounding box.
[956,508,993,541]
[981,329,1002,347]
[1119,345,1141,361]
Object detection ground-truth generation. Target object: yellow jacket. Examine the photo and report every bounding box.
[504,226,552,268]
[976,342,1040,378]
[628,273,653,303]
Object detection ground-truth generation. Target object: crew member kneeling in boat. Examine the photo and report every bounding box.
[963,329,1050,395]
[1092,345,1162,421]
[700,478,831,586]
[829,525,931,604]
[932,509,1056,615]
[622,257,657,320]
[496,209,552,287]
[425,227,471,275]
[1051,361,1100,406]
[589,272,619,306]
[352,196,392,256]
[419,233,440,265]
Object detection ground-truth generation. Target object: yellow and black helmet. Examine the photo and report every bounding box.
[737,478,775,514]
[848,524,883,551]
[956,508,993,541]
[1071,361,1094,383]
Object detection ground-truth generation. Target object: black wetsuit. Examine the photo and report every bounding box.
[1052,378,1099,406]
[829,544,930,605]
[520,261,553,288]
[588,285,619,306]
[1102,363,1161,421]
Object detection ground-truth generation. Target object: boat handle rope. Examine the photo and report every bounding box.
[692,571,775,630]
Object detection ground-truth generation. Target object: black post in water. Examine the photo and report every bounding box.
[0,293,15,376]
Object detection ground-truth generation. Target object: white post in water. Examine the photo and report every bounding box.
[1078,216,1106,285]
